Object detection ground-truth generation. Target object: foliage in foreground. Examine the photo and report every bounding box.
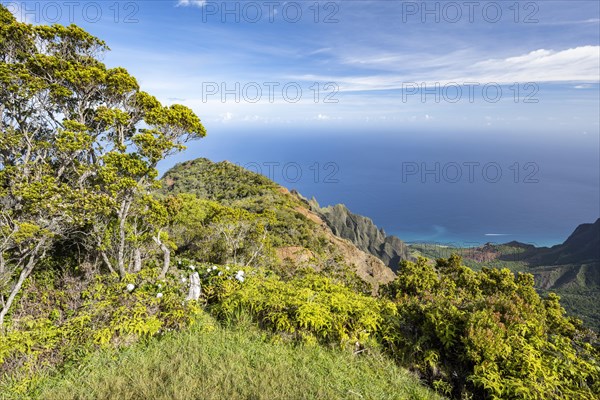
[205,268,386,346]
[25,314,440,400]
[0,266,203,395]
[189,256,600,399]
[1,256,599,399]
[381,255,600,399]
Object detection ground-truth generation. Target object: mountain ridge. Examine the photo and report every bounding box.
[302,198,411,271]
[160,158,396,292]
[504,218,600,266]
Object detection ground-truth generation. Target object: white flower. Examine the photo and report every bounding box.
[212,265,218,270]
[181,277,187,283]
[190,265,195,270]
[225,266,230,271]
[206,268,211,273]
[218,271,223,276]
[157,284,162,289]
[156,293,163,298]
[126,284,135,292]
[235,270,245,283]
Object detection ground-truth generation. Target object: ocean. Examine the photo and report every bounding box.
[159,127,600,248]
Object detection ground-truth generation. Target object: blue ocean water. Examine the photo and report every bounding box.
[160,127,600,248]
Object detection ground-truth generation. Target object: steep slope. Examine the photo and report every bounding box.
[524,218,600,266]
[160,158,395,291]
[307,200,411,271]
[431,220,600,330]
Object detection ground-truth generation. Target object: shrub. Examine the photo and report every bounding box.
[204,266,387,347]
[380,255,600,399]
[0,267,202,395]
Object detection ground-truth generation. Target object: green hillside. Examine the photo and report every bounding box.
[1,9,599,400]
[26,313,439,400]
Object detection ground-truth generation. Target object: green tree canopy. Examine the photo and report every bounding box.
[0,5,205,326]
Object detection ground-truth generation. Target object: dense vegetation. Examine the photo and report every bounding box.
[27,313,441,400]
[382,255,599,399]
[411,243,600,331]
[160,158,326,252]
[1,7,599,400]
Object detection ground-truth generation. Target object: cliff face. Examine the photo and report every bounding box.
[529,219,600,266]
[492,219,600,290]
[307,200,410,271]
[291,203,397,291]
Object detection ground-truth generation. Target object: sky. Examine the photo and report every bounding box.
[4,0,599,131]
[3,0,600,245]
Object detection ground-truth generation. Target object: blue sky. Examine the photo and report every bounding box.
[4,1,599,244]
[4,0,599,132]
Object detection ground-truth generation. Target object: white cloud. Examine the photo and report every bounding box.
[176,0,206,8]
[291,46,600,92]
[468,46,600,83]
[218,112,234,122]
[574,84,594,89]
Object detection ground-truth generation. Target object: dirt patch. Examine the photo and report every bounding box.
[276,246,315,264]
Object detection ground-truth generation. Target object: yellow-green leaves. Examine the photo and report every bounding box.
[11,222,44,245]
[380,255,600,399]
[1,5,206,322]
[211,269,383,347]
[106,67,139,96]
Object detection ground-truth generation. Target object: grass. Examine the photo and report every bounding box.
[15,314,441,400]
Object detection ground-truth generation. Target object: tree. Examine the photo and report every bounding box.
[0,5,205,326]
[166,194,273,267]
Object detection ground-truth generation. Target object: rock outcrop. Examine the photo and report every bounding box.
[306,200,410,271]
[291,200,396,293]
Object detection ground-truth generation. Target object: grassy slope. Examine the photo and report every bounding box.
[1,158,439,399]
[28,315,440,400]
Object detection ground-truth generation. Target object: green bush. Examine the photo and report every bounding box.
[204,267,387,347]
[0,267,202,395]
[380,255,600,399]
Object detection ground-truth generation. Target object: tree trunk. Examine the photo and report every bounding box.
[100,251,116,275]
[0,241,45,327]
[117,199,132,279]
[132,247,142,273]
[154,232,171,279]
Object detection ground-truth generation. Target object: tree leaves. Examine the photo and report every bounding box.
[0,4,205,321]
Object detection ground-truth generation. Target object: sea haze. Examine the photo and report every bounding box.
[160,127,600,248]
